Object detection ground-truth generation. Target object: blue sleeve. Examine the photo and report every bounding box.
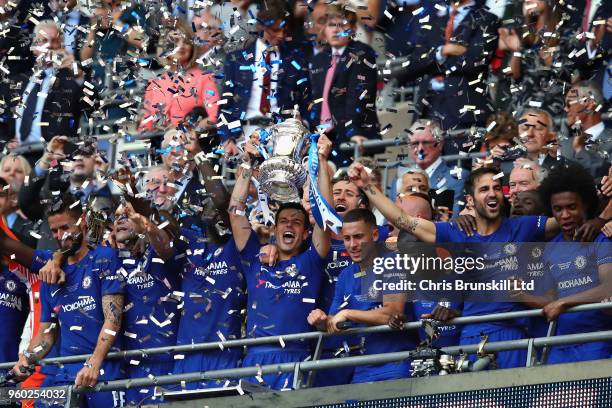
[328,269,347,315]
[595,234,612,266]
[98,249,124,296]
[434,222,453,243]
[239,231,262,263]
[516,216,548,242]
[39,283,53,323]
[30,250,53,273]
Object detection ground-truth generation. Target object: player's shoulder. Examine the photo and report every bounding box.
[594,233,612,243]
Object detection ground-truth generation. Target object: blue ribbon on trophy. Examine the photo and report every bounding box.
[307,133,343,233]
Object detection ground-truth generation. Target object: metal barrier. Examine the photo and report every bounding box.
[0,302,612,381]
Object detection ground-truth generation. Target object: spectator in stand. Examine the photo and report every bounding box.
[397,168,430,195]
[139,21,219,131]
[309,4,380,165]
[508,159,546,200]
[397,119,469,218]
[560,81,612,179]
[220,0,311,154]
[498,0,574,117]
[0,162,37,248]
[0,154,30,188]
[0,20,84,163]
[48,0,89,56]
[516,108,562,171]
[304,0,329,58]
[393,0,500,129]
[192,9,225,86]
[210,0,259,52]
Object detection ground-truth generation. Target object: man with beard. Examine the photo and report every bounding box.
[171,151,250,389]
[111,202,178,405]
[228,135,332,390]
[0,194,125,407]
[348,165,564,369]
[308,209,415,383]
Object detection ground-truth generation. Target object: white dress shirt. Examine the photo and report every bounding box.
[15,67,55,145]
[245,38,280,119]
[585,122,605,141]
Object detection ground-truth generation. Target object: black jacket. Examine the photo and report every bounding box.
[0,67,85,143]
[308,40,380,143]
[396,4,500,129]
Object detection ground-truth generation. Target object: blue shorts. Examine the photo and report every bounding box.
[173,349,242,390]
[125,359,174,406]
[352,360,410,384]
[460,325,527,369]
[548,341,612,365]
[241,347,309,391]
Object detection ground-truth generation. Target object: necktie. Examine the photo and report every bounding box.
[320,53,340,128]
[20,72,45,142]
[444,6,458,42]
[260,51,271,115]
[582,0,591,33]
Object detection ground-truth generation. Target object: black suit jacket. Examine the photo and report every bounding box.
[0,68,84,143]
[308,40,380,143]
[219,41,311,141]
[397,4,499,129]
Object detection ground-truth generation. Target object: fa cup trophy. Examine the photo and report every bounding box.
[256,113,311,202]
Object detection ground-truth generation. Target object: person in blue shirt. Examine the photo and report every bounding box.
[227,134,333,390]
[348,165,568,369]
[112,202,179,405]
[173,227,249,389]
[0,265,29,377]
[514,164,612,364]
[3,195,125,408]
[308,208,415,383]
[171,148,251,389]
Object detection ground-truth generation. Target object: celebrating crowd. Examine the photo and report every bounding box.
[0,0,611,406]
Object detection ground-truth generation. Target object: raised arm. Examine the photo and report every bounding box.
[11,322,57,381]
[74,293,124,388]
[228,143,257,251]
[0,226,34,268]
[123,203,173,261]
[195,152,231,227]
[312,134,333,258]
[348,163,437,242]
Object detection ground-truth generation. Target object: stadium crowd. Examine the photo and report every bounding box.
[0,0,611,406]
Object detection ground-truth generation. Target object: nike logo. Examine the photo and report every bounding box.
[51,288,61,297]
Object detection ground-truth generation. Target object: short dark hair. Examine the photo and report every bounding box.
[46,193,83,220]
[343,208,377,228]
[539,164,599,219]
[257,0,287,25]
[275,202,310,228]
[464,167,501,197]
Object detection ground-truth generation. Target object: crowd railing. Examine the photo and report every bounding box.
[2,302,612,402]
